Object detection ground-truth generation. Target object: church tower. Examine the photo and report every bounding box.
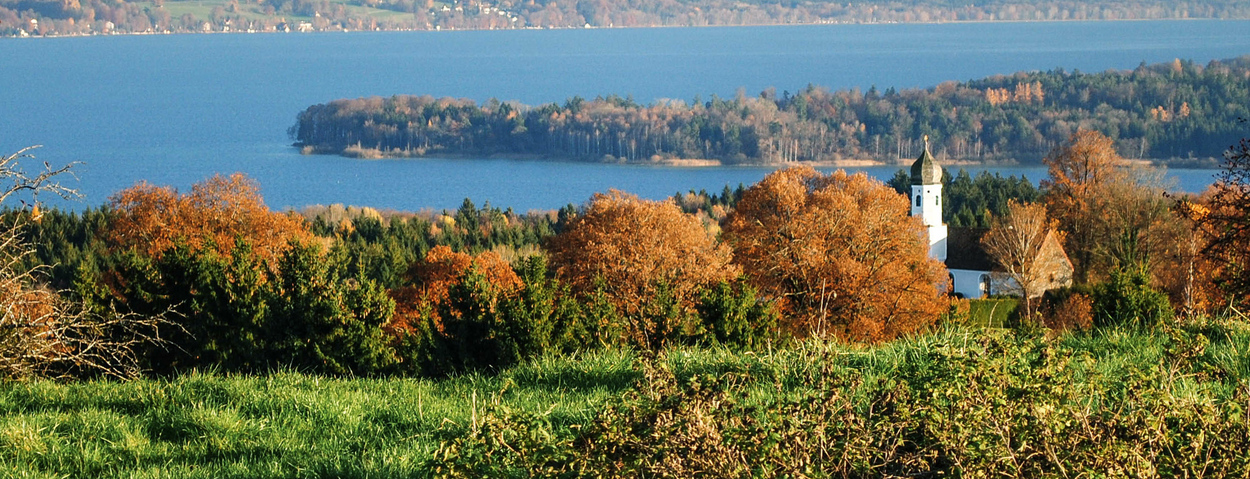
[910,136,947,261]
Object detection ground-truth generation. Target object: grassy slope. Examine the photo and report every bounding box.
[150,0,415,25]
[2,321,1249,478]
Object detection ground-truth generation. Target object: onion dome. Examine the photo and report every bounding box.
[910,135,942,185]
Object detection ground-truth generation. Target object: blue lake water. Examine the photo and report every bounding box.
[2,20,1248,211]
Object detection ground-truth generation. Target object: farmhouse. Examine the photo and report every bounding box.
[908,139,1074,299]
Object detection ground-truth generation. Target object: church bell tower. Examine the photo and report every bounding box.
[910,136,947,261]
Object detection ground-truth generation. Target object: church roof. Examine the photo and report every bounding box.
[910,137,942,185]
[945,227,994,271]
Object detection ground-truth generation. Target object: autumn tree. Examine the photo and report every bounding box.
[546,190,739,349]
[722,167,947,342]
[1042,130,1172,284]
[1197,133,1250,306]
[0,146,166,380]
[107,173,312,265]
[1155,193,1222,315]
[980,200,1072,319]
[388,245,522,334]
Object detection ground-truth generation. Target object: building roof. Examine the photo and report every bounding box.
[946,227,994,271]
[910,136,942,185]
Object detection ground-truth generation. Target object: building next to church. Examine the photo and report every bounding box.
[908,137,1074,299]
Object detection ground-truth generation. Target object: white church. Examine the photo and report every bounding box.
[907,138,1073,299]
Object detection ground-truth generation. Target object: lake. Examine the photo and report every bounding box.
[2,20,1248,212]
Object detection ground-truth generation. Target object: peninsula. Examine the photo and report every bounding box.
[291,56,1250,166]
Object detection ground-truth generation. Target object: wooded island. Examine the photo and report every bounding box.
[291,56,1250,166]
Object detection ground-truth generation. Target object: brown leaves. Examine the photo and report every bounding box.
[106,173,313,265]
[723,167,947,342]
[546,190,739,318]
[1042,130,1173,284]
[389,245,521,334]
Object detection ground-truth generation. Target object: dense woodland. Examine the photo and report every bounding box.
[292,56,1250,165]
[3,0,1247,36]
[1,127,1247,381]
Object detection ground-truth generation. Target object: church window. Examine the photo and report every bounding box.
[915,195,921,206]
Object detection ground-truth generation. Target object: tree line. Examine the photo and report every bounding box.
[3,126,1250,380]
[292,56,1250,165]
[4,0,1248,36]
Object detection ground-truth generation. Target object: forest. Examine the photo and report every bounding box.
[3,126,1250,476]
[3,127,1246,378]
[3,0,1247,36]
[292,56,1250,166]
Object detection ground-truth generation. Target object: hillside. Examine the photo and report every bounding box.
[3,0,1249,36]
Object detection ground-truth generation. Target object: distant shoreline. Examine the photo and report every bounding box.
[6,15,1247,40]
[307,147,1223,170]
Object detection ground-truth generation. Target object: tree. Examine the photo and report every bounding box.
[0,146,166,380]
[1198,131,1250,306]
[1041,130,1126,283]
[266,241,397,376]
[1155,193,1221,316]
[389,245,522,334]
[722,167,947,342]
[980,200,1069,319]
[107,173,313,266]
[1042,130,1171,284]
[546,190,739,349]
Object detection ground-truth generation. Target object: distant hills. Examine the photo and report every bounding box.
[290,56,1250,166]
[2,0,1249,36]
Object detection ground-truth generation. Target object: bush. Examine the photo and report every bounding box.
[1092,265,1174,329]
[695,280,780,349]
[428,330,1250,477]
[964,298,1019,328]
[1040,289,1093,332]
[403,256,588,376]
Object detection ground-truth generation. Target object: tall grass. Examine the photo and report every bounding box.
[3,319,1249,478]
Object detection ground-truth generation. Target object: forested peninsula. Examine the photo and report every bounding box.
[3,0,1248,37]
[291,56,1250,166]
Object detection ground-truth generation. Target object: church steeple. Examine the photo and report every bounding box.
[910,136,947,261]
[910,135,942,186]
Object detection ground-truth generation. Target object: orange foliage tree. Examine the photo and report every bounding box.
[388,245,522,333]
[1041,130,1172,284]
[107,173,312,264]
[722,167,947,342]
[545,190,739,344]
[1153,192,1223,315]
[1194,135,1250,307]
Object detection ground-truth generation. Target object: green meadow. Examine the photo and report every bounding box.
[4,316,1250,478]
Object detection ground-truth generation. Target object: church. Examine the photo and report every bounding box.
[907,138,1074,299]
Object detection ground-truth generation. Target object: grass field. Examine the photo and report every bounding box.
[3,320,1249,477]
[151,0,416,26]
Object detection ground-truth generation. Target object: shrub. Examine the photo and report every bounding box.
[695,280,780,348]
[1092,265,1174,329]
[1041,291,1093,332]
